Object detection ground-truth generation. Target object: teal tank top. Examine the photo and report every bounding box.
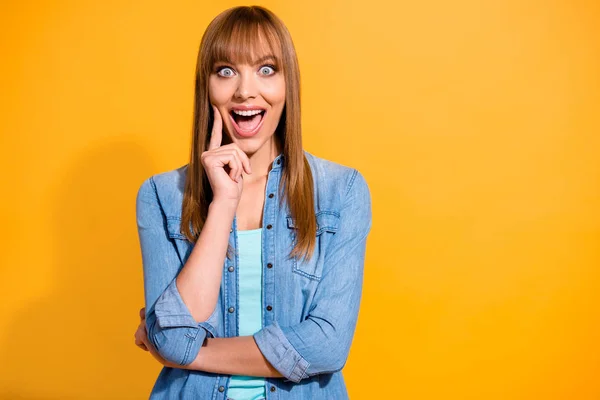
[226,228,266,400]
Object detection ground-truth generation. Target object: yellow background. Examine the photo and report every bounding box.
[1,0,599,399]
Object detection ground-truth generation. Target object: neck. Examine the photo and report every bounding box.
[244,137,282,184]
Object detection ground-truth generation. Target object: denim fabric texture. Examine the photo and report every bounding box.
[136,150,372,399]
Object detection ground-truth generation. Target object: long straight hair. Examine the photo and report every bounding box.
[181,6,317,262]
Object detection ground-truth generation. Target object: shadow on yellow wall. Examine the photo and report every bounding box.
[0,141,159,398]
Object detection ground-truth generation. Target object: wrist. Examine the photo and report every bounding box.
[209,198,238,213]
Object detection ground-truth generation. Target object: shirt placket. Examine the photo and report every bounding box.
[214,216,239,399]
[262,155,282,399]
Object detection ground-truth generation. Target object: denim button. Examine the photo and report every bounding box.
[267,263,273,269]
[268,193,274,198]
[270,386,276,392]
[276,159,281,164]
[266,224,272,229]
[266,305,272,311]
[228,266,234,272]
[218,385,225,392]
[228,307,235,313]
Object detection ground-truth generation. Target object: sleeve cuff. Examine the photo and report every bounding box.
[154,279,219,337]
[150,279,219,365]
[253,321,310,383]
[154,279,200,329]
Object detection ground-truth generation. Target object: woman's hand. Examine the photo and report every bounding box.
[201,105,252,205]
[134,306,181,369]
[134,307,148,351]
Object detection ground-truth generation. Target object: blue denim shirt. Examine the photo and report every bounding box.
[136,150,372,399]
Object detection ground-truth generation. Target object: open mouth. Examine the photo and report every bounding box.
[230,109,266,133]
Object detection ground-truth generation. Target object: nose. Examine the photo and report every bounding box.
[233,70,258,100]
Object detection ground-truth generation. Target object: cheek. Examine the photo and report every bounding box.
[208,79,233,105]
[263,79,286,107]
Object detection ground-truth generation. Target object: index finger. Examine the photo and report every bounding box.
[208,105,223,150]
[139,307,145,320]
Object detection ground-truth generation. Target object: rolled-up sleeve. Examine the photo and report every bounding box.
[136,176,218,366]
[254,169,372,382]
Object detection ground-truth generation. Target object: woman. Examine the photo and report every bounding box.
[133,5,372,399]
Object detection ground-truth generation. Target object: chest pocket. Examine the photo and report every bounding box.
[287,210,340,281]
[166,217,194,264]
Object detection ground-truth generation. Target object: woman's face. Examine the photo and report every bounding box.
[208,50,285,156]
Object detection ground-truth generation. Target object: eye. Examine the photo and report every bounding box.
[259,65,276,76]
[216,67,235,77]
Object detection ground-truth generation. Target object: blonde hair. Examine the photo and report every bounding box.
[181,6,317,262]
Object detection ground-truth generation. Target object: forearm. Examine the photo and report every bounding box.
[176,200,236,322]
[185,336,283,378]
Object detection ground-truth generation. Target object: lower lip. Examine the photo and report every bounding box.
[229,111,266,138]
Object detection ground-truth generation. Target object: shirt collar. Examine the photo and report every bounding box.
[271,152,284,170]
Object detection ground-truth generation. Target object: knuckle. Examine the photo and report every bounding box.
[200,153,212,163]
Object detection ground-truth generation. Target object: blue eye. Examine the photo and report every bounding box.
[215,64,276,77]
[260,65,276,76]
[217,67,235,77]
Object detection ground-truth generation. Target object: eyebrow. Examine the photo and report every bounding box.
[252,55,277,65]
[215,54,278,66]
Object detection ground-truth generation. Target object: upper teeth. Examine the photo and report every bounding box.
[233,109,263,116]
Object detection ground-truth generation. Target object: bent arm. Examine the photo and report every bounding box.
[183,336,283,378]
[176,199,237,322]
[136,177,232,365]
